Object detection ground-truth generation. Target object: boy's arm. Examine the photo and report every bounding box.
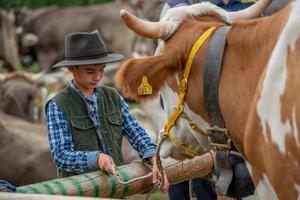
[119,96,157,159]
[46,100,100,173]
[119,97,169,192]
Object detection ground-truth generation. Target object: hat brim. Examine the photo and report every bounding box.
[52,53,124,68]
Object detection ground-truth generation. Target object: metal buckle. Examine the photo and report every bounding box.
[207,125,231,150]
[159,129,168,139]
[179,78,188,92]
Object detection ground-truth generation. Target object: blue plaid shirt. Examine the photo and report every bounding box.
[46,81,156,173]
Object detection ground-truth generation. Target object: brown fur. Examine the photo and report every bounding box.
[0,73,41,122]
[116,47,181,101]
[0,112,56,186]
[245,37,300,199]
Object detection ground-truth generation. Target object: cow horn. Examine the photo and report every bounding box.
[120,9,168,39]
[229,0,273,22]
[22,33,39,47]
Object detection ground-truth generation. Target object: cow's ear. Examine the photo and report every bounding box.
[116,52,177,102]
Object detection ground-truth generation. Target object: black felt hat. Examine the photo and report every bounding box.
[53,30,123,68]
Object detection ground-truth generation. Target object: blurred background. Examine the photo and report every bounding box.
[0,0,166,199]
[0,0,292,199]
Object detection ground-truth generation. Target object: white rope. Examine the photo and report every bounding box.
[112,160,162,200]
[113,161,153,185]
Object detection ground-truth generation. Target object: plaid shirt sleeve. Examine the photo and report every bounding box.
[46,100,99,173]
[120,96,157,159]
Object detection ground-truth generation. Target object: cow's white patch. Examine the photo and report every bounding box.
[292,107,300,148]
[159,75,211,158]
[257,1,300,154]
[256,175,278,200]
[245,161,253,178]
[161,2,231,39]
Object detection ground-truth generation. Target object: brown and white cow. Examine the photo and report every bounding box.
[116,0,300,199]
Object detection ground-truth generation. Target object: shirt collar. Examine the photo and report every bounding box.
[69,80,99,100]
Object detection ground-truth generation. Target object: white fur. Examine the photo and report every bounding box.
[292,107,300,148]
[256,175,279,200]
[159,74,211,159]
[245,161,253,178]
[257,1,300,154]
[160,2,232,40]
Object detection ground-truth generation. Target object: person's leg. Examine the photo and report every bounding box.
[168,181,190,200]
[192,178,217,200]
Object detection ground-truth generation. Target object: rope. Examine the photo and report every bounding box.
[113,160,162,200]
[156,132,168,188]
[113,160,153,185]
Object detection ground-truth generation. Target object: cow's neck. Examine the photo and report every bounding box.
[217,8,290,155]
[182,7,291,155]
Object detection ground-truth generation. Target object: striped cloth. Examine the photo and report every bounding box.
[0,180,16,192]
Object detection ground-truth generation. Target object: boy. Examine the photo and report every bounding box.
[45,30,168,192]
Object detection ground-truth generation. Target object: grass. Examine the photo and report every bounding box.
[16,62,40,73]
[128,190,169,200]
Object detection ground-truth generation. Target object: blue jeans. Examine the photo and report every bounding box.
[168,178,217,200]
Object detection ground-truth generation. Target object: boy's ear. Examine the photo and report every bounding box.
[67,66,75,72]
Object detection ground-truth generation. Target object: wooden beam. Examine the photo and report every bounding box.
[0,192,115,200]
[17,152,213,198]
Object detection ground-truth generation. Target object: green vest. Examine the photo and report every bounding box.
[51,85,124,178]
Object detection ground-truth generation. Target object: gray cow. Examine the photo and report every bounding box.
[17,2,152,71]
[0,9,19,71]
[0,112,56,186]
[0,73,43,123]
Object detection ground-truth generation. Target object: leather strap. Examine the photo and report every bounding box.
[203,25,232,195]
[204,25,231,128]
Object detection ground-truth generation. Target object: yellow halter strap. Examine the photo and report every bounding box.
[162,26,217,156]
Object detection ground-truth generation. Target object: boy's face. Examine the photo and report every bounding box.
[68,64,105,95]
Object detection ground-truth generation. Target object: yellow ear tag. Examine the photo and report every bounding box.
[138,76,152,95]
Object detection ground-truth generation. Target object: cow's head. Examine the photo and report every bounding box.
[116,0,272,160]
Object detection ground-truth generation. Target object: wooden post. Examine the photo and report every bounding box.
[17,152,213,198]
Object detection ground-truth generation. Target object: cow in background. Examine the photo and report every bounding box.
[116,0,300,199]
[0,73,43,123]
[116,0,165,21]
[14,6,58,68]
[0,112,56,186]
[0,8,19,71]
[16,2,156,71]
[136,0,165,21]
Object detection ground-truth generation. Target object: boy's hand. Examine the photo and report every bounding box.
[149,156,169,193]
[97,153,116,175]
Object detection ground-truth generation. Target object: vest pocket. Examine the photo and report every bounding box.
[106,111,123,145]
[71,117,94,130]
[106,111,124,125]
[70,116,98,151]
